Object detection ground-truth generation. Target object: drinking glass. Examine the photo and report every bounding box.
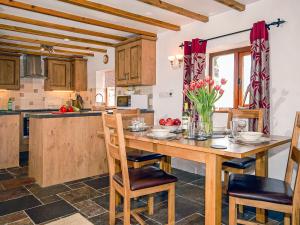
[187,121,196,138]
[230,120,239,138]
[237,120,247,132]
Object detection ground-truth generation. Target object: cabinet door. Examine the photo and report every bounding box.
[128,44,141,85]
[72,59,87,91]
[115,48,128,86]
[0,55,20,90]
[48,60,71,90]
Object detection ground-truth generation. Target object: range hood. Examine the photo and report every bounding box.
[23,55,44,78]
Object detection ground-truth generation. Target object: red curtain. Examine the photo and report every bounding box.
[249,21,270,134]
[183,38,207,105]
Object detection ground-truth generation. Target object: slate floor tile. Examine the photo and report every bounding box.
[58,186,100,204]
[38,195,62,205]
[176,213,205,225]
[26,184,70,199]
[84,176,109,190]
[25,200,77,224]
[142,196,202,224]
[176,183,205,204]
[0,173,14,181]
[8,217,34,225]
[0,186,30,202]
[0,195,41,216]
[7,167,28,178]
[171,168,202,183]
[67,182,87,190]
[73,199,107,218]
[1,177,35,191]
[0,211,28,224]
[88,212,123,225]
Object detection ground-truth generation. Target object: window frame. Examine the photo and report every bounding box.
[209,46,251,109]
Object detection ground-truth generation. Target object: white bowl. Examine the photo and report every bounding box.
[161,125,180,132]
[151,129,170,138]
[240,132,263,141]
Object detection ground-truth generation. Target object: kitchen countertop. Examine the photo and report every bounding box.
[0,110,20,116]
[30,111,102,119]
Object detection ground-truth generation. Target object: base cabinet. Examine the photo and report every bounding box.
[115,36,156,87]
[0,55,20,90]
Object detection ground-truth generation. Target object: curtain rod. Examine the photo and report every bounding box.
[179,18,286,48]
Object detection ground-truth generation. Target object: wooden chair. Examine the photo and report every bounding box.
[102,112,177,225]
[223,109,264,192]
[113,108,166,170]
[228,112,300,225]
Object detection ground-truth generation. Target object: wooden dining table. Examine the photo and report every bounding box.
[122,131,291,225]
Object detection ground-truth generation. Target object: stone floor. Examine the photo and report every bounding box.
[0,166,284,225]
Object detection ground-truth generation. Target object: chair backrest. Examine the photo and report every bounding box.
[102,112,130,190]
[285,112,300,207]
[227,109,264,132]
[113,108,141,127]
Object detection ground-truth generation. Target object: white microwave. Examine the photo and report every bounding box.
[116,95,148,110]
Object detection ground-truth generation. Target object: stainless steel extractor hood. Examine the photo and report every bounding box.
[23,55,44,78]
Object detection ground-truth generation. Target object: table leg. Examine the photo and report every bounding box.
[255,151,268,223]
[161,156,172,173]
[205,154,222,225]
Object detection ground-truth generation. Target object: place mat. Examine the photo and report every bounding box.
[46,213,93,225]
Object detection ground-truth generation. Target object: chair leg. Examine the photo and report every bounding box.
[168,184,175,225]
[123,196,131,225]
[148,194,154,215]
[223,170,229,194]
[292,208,299,225]
[229,197,237,225]
[284,213,291,225]
[238,204,244,214]
[109,186,116,225]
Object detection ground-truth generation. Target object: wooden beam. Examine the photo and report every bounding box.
[0,13,126,41]
[214,0,245,11]
[0,0,157,37]
[137,0,208,22]
[0,35,107,53]
[0,47,74,58]
[0,23,114,47]
[0,41,94,56]
[58,0,180,31]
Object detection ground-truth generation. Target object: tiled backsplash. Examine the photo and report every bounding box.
[0,78,96,110]
[116,86,153,109]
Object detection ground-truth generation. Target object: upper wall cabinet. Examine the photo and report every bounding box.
[44,58,87,91]
[0,54,20,90]
[115,36,156,87]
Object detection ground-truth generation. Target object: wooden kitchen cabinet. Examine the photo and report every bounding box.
[71,58,87,91]
[0,54,20,90]
[115,36,156,87]
[45,58,87,91]
[44,58,71,91]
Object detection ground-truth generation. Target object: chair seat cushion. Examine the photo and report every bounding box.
[223,157,256,169]
[228,174,293,205]
[113,166,177,191]
[127,150,164,162]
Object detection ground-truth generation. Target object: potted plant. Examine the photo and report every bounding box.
[183,76,227,137]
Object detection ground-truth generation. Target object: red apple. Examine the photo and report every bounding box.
[159,119,166,125]
[59,105,67,113]
[173,118,181,125]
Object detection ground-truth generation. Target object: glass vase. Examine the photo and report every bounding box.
[199,111,214,137]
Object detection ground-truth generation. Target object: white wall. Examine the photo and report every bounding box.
[153,0,300,179]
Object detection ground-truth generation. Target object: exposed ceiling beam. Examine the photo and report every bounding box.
[0,47,75,58]
[0,41,94,57]
[137,0,208,22]
[0,23,114,47]
[0,0,157,37]
[214,0,245,11]
[58,0,180,31]
[0,13,126,41]
[0,35,107,53]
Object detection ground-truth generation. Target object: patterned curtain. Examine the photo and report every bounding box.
[249,21,270,134]
[183,38,207,106]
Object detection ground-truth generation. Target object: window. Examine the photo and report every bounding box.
[209,47,251,109]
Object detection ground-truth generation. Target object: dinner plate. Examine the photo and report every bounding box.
[128,125,149,132]
[235,136,271,144]
[146,133,177,140]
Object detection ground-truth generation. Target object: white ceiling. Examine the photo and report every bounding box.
[0,0,261,53]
